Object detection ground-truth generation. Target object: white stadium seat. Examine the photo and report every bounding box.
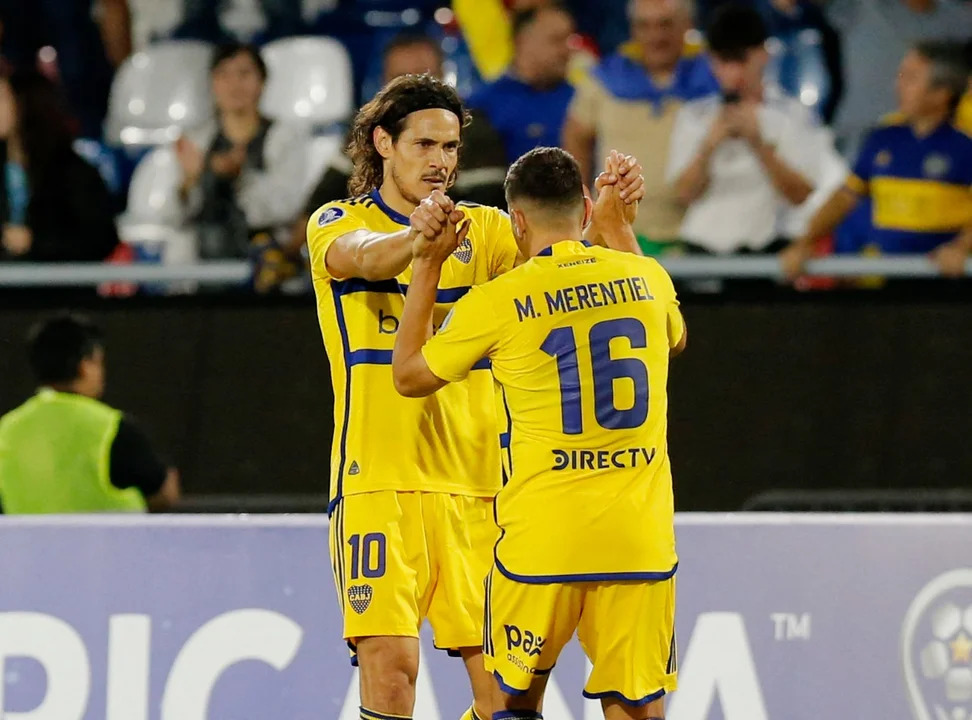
[106,41,215,147]
[301,133,345,200]
[121,146,185,228]
[260,36,354,126]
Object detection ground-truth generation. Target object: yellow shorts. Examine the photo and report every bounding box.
[329,490,496,653]
[484,568,678,706]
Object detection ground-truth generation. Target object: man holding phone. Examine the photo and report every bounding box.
[666,4,831,256]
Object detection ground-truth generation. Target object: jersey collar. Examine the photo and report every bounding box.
[536,239,592,257]
[369,189,411,226]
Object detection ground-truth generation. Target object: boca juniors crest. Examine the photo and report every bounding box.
[348,584,373,614]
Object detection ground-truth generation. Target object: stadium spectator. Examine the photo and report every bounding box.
[782,42,972,279]
[467,4,576,165]
[666,5,818,255]
[292,33,508,257]
[562,0,718,255]
[0,314,180,514]
[0,70,119,263]
[0,0,130,138]
[175,43,307,272]
[826,0,972,157]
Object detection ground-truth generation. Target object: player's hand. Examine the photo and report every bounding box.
[592,151,632,231]
[409,189,455,240]
[932,239,969,278]
[606,150,644,224]
[210,145,246,178]
[779,240,813,281]
[2,224,32,256]
[412,211,468,266]
[174,135,205,185]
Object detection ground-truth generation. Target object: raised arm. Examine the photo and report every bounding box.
[324,227,417,281]
[587,151,644,254]
[392,192,467,397]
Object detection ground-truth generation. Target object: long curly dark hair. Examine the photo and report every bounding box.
[347,73,470,196]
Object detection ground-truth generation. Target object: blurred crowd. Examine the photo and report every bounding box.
[0,0,969,289]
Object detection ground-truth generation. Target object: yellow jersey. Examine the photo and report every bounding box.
[307,190,518,511]
[423,240,683,582]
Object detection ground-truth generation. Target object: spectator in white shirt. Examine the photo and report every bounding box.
[667,4,819,254]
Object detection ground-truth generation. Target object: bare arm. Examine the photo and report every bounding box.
[324,228,416,281]
[98,0,132,67]
[672,135,721,206]
[780,185,859,279]
[671,324,688,358]
[392,258,448,397]
[798,186,859,247]
[752,140,814,205]
[147,468,180,512]
[563,115,596,185]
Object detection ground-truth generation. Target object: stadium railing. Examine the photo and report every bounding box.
[1,256,971,286]
[742,489,972,512]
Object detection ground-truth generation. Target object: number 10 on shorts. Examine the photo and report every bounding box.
[348,533,387,579]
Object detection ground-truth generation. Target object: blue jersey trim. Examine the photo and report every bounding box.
[492,711,543,719]
[581,687,667,707]
[494,555,678,584]
[500,386,513,476]
[328,283,354,515]
[346,348,489,370]
[332,277,471,304]
[493,670,530,696]
[536,240,592,257]
[369,188,411,226]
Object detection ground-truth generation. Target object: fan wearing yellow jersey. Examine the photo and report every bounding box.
[393,147,686,720]
[306,72,647,720]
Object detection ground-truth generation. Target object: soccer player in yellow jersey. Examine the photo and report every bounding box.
[392,146,686,720]
[306,72,646,720]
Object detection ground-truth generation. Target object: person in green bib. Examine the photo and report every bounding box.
[0,314,180,514]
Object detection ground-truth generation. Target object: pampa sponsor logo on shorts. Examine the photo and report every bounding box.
[902,569,972,720]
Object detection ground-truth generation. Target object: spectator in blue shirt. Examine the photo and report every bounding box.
[467,4,576,166]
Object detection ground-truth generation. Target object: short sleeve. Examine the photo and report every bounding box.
[422,286,503,383]
[475,205,518,278]
[567,72,600,131]
[306,202,367,281]
[647,259,684,348]
[109,417,168,498]
[665,103,708,182]
[847,131,879,194]
[775,106,822,183]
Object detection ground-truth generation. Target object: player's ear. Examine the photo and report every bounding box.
[581,194,594,230]
[373,126,394,159]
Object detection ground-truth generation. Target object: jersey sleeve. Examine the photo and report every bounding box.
[305,201,368,282]
[847,130,879,195]
[647,258,684,348]
[422,286,503,383]
[477,205,519,278]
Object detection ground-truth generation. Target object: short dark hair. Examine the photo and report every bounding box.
[914,41,969,114]
[512,3,572,39]
[348,74,469,195]
[504,146,584,212]
[706,4,769,61]
[211,42,268,81]
[383,33,444,66]
[28,314,103,385]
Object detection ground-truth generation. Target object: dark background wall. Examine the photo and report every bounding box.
[2,288,970,510]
